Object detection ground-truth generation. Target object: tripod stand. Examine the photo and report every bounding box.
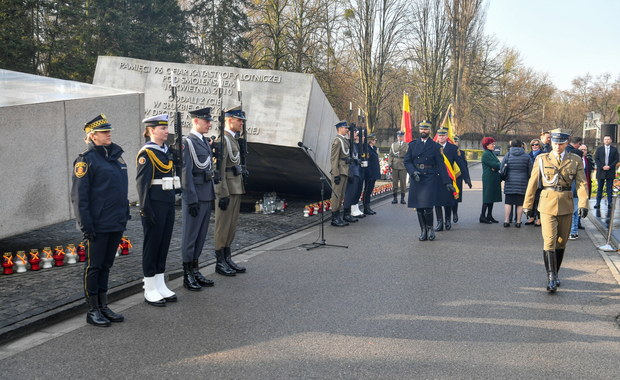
[298,145,348,251]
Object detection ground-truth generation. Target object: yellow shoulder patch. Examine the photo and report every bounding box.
[74,162,88,178]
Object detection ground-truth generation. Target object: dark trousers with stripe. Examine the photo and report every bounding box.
[84,231,123,297]
[142,200,175,277]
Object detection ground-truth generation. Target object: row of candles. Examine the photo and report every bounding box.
[2,237,132,275]
[303,183,393,217]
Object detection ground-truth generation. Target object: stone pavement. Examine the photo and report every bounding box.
[0,190,390,343]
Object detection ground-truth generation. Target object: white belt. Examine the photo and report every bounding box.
[150,176,181,190]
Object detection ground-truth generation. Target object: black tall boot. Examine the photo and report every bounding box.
[363,203,376,215]
[543,250,558,293]
[98,292,124,323]
[435,207,444,231]
[452,204,459,223]
[392,193,398,204]
[424,209,436,241]
[215,249,236,276]
[86,295,111,327]
[183,262,202,291]
[400,193,406,204]
[331,210,347,226]
[192,259,214,287]
[343,208,358,223]
[417,210,427,241]
[444,207,452,230]
[225,247,246,273]
[555,248,565,287]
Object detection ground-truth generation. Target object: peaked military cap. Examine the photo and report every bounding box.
[549,128,570,143]
[335,120,348,129]
[224,105,247,120]
[367,133,377,141]
[453,135,460,142]
[419,120,432,129]
[84,114,113,133]
[143,114,169,127]
[436,127,448,135]
[189,107,213,121]
[396,131,405,136]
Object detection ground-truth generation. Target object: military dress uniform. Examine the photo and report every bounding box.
[330,121,350,227]
[71,114,129,327]
[362,135,381,215]
[137,114,179,306]
[181,107,216,291]
[452,136,472,223]
[523,128,589,292]
[343,135,362,223]
[389,131,409,204]
[214,106,247,276]
[404,121,453,241]
[434,128,458,231]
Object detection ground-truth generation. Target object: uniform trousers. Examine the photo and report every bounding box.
[363,179,376,205]
[84,231,123,297]
[392,169,407,195]
[142,200,175,277]
[344,176,362,208]
[181,200,213,262]
[540,213,572,251]
[330,175,348,211]
[215,194,241,250]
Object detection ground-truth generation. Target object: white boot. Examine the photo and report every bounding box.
[154,273,177,302]
[351,204,363,216]
[143,277,165,306]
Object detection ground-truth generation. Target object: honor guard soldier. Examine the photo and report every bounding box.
[389,131,409,204]
[434,127,458,231]
[343,127,363,223]
[362,134,381,215]
[452,136,472,223]
[330,121,351,227]
[137,114,179,306]
[404,121,454,241]
[523,128,589,293]
[71,114,130,326]
[213,105,247,276]
[181,107,216,291]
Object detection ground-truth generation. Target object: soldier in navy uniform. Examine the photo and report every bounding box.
[136,114,179,307]
[452,136,472,223]
[180,107,216,291]
[343,127,362,223]
[362,134,381,215]
[433,128,458,231]
[72,114,130,327]
[404,121,454,241]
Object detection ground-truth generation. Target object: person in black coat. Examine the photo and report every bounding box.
[452,136,472,223]
[433,127,458,231]
[362,134,381,215]
[404,121,454,241]
[594,135,619,209]
[71,114,130,327]
[342,127,362,223]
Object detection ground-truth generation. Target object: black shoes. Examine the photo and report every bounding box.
[400,195,406,204]
[479,216,492,224]
[331,210,347,227]
[343,208,358,223]
[363,205,376,215]
[192,260,214,287]
[453,214,458,223]
[98,292,124,323]
[225,247,246,273]
[503,222,510,227]
[444,218,451,231]
[215,249,236,276]
[86,295,111,327]
[183,262,202,291]
[435,220,444,232]
[391,194,398,204]
[487,216,499,223]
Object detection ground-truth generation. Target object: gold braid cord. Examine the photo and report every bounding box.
[145,149,173,174]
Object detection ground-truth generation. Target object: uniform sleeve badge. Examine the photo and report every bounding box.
[138,156,146,165]
[117,157,126,165]
[74,162,88,178]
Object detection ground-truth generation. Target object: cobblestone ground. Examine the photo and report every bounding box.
[0,188,391,338]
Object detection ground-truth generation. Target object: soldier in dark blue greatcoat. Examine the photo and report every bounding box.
[434,127,458,231]
[404,121,454,241]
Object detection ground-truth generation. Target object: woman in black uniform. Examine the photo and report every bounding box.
[136,114,178,306]
[71,114,130,327]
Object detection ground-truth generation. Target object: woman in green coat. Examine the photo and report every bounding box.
[480,137,502,223]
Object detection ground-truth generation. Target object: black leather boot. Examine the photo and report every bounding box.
[343,208,358,223]
[435,207,444,231]
[444,207,452,230]
[215,249,236,276]
[98,292,124,323]
[331,210,347,226]
[363,203,376,215]
[555,248,565,287]
[400,194,406,204]
[86,295,111,327]
[183,262,202,291]
[543,250,558,292]
[417,211,427,241]
[192,260,214,287]
[392,193,398,204]
[225,247,246,273]
[424,209,435,241]
[452,205,459,223]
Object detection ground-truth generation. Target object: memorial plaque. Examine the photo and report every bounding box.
[93,56,339,197]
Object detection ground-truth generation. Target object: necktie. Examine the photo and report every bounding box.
[557,153,562,164]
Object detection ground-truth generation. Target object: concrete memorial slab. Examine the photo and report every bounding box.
[93,56,339,197]
[0,69,143,239]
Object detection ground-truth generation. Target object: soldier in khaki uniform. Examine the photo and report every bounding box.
[330,121,351,227]
[523,128,589,293]
[388,131,409,204]
[214,106,247,276]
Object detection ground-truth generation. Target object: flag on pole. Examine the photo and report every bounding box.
[440,104,456,143]
[400,92,412,143]
[442,153,460,199]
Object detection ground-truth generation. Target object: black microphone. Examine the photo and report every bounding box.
[297,141,313,151]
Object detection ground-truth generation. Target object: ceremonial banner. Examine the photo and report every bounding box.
[400,92,412,143]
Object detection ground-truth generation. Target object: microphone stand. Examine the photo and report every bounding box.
[298,145,348,251]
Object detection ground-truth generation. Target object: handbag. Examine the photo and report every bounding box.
[499,152,510,181]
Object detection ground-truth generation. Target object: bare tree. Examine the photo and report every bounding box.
[247,0,291,70]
